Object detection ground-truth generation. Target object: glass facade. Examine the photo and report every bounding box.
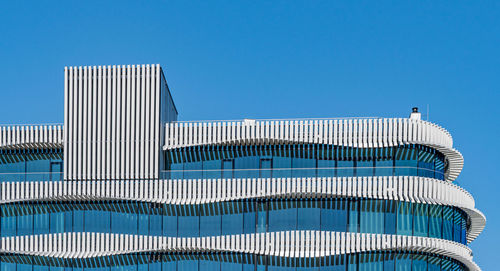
[0,122,476,270]
[164,144,447,180]
[0,198,468,244]
[0,252,467,271]
[0,148,63,182]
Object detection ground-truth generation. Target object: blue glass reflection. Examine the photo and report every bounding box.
[0,252,467,271]
[163,144,447,180]
[0,199,468,244]
[0,148,63,182]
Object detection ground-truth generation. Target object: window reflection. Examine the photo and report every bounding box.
[0,251,467,270]
[0,148,63,182]
[164,144,447,180]
[0,199,468,244]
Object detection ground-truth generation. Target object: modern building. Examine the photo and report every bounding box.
[0,64,485,271]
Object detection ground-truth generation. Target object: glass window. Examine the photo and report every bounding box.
[413,204,428,237]
[64,210,73,232]
[162,208,177,237]
[412,254,427,271]
[26,158,49,182]
[221,258,241,271]
[200,259,220,271]
[417,153,435,179]
[321,199,347,232]
[383,253,395,271]
[443,206,454,241]
[235,156,259,179]
[356,160,373,177]
[1,206,16,237]
[292,157,315,178]
[453,209,463,243]
[170,163,183,179]
[165,144,447,180]
[397,202,413,236]
[384,201,397,235]
[50,211,64,233]
[203,160,221,179]
[273,156,291,178]
[347,254,357,271]
[395,147,417,177]
[360,199,384,234]
[200,203,221,237]
[427,255,441,271]
[375,159,393,177]
[112,211,138,235]
[428,205,442,239]
[395,253,411,271]
[149,210,162,236]
[184,161,202,179]
[34,212,50,234]
[17,206,33,236]
[177,206,199,237]
[257,202,267,233]
[359,253,383,271]
[138,211,149,235]
[297,200,320,231]
[348,199,359,233]
[222,203,244,235]
[243,201,256,234]
[269,200,296,232]
[17,264,33,271]
[177,258,198,271]
[322,255,346,271]
[260,158,273,178]
[338,160,354,177]
[317,159,335,178]
[85,209,110,233]
[222,159,234,179]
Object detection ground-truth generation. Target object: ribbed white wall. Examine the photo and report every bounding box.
[165,118,453,149]
[164,118,463,181]
[0,125,63,149]
[64,65,163,181]
[0,231,479,271]
[0,176,485,243]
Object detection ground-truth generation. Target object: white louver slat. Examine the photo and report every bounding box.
[0,176,484,244]
[0,125,63,150]
[0,231,479,271]
[163,118,462,181]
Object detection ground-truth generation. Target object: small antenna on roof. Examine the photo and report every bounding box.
[427,104,429,121]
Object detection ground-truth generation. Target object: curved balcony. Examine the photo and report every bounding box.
[0,176,485,243]
[0,231,480,270]
[164,118,463,181]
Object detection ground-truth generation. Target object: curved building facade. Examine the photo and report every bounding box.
[0,64,484,271]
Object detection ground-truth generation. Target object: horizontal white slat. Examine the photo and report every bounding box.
[0,125,63,150]
[0,231,479,271]
[0,176,484,244]
[163,118,463,181]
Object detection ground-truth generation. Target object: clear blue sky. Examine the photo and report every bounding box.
[0,1,498,268]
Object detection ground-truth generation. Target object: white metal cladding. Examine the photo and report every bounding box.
[0,176,485,243]
[64,65,163,181]
[164,118,463,181]
[0,125,63,149]
[0,231,479,271]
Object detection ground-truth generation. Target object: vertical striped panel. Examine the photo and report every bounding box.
[64,64,174,180]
